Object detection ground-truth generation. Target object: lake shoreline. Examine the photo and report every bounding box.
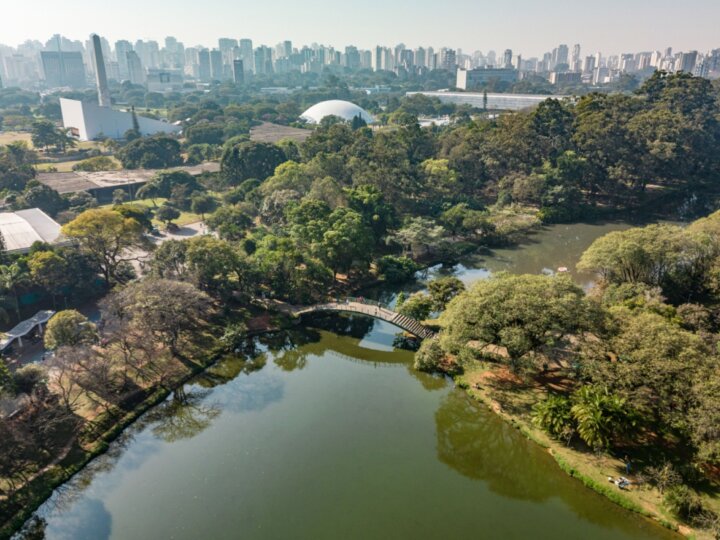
[450,364,692,538]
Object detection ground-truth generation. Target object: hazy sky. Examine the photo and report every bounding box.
[2,0,719,56]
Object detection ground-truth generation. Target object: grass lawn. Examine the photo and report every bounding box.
[101,197,205,227]
[0,131,32,146]
[35,160,84,172]
[35,156,122,173]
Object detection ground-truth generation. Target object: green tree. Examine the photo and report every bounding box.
[114,203,154,231]
[570,385,637,451]
[398,292,434,320]
[0,263,30,321]
[427,276,465,312]
[117,136,183,169]
[414,339,444,372]
[440,274,591,371]
[220,141,286,184]
[190,193,217,220]
[17,181,66,217]
[137,170,202,199]
[28,250,70,307]
[376,255,419,284]
[320,207,373,279]
[30,120,58,151]
[185,123,224,146]
[44,309,97,349]
[155,204,181,227]
[61,208,145,285]
[205,206,252,241]
[585,310,711,438]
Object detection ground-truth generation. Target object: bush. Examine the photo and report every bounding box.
[414,339,444,372]
[72,155,119,172]
[664,485,705,523]
[12,364,47,395]
[376,255,420,284]
[532,394,574,440]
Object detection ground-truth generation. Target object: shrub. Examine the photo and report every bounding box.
[376,255,419,284]
[414,339,444,372]
[532,394,574,440]
[72,156,118,172]
[664,485,705,523]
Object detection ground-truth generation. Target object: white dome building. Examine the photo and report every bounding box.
[300,100,374,125]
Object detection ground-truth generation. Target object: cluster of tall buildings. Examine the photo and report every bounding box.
[1,34,719,91]
[457,44,720,89]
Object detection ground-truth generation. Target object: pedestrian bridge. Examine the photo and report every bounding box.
[274,298,436,340]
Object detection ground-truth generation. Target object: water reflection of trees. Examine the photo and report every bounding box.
[434,390,676,537]
[435,389,557,502]
[143,389,220,443]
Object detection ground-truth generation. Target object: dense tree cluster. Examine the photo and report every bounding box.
[429,211,720,531]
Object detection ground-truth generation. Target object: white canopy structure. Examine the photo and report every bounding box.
[300,100,374,125]
[0,310,55,351]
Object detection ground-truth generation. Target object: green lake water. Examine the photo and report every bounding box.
[17,221,678,540]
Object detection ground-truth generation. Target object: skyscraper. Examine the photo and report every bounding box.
[502,49,513,69]
[679,50,698,73]
[40,49,86,88]
[555,44,569,69]
[239,39,254,72]
[233,59,244,84]
[441,49,457,71]
[198,49,211,82]
[571,44,582,71]
[91,34,111,107]
[126,51,144,84]
[210,49,223,80]
[115,40,133,80]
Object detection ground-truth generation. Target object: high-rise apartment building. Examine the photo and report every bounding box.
[233,59,244,83]
[209,49,223,80]
[115,40,133,80]
[441,49,457,71]
[679,50,698,73]
[126,50,145,84]
[239,39,254,72]
[198,49,211,82]
[502,49,513,68]
[40,50,86,88]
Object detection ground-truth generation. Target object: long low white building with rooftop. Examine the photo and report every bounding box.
[406,91,570,111]
[0,208,66,254]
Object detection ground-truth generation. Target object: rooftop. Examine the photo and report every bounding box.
[0,208,64,253]
[37,162,220,194]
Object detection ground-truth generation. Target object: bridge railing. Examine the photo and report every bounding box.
[344,296,387,309]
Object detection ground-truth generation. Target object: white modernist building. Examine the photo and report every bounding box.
[0,208,66,253]
[405,91,569,111]
[60,98,181,141]
[300,100,374,124]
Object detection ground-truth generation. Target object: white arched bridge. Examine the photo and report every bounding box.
[267,297,436,340]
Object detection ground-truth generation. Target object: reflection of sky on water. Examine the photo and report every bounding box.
[206,369,284,414]
[38,498,112,540]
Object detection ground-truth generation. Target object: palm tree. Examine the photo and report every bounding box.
[0,263,30,322]
[570,385,636,451]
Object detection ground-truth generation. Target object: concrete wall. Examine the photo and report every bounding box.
[60,98,181,141]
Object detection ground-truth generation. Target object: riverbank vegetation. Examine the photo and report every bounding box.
[423,211,720,537]
[0,279,219,536]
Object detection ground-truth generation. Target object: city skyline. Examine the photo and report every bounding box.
[2,0,720,58]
